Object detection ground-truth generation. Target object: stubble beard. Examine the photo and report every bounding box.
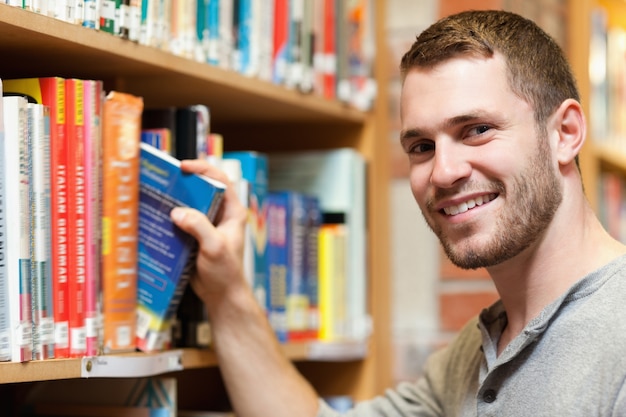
[426,135,563,270]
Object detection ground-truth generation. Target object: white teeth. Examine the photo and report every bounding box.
[443,193,496,215]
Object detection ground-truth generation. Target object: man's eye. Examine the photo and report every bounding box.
[467,125,491,136]
[410,142,435,154]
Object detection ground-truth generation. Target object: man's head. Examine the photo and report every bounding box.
[399,11,586,270]
[400,10,579,133]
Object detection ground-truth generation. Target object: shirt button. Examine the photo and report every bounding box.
[483,389,497,403]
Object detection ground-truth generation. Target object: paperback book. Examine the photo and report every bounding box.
[136,143,226,352]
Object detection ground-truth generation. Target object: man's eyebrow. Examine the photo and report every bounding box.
[400,112,489,144]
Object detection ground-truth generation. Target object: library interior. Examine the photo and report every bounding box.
[0,0,624,415]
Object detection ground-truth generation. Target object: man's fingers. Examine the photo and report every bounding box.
[170,206,215,245]
[180,159,230,184]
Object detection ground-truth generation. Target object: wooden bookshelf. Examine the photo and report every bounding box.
[571,0,626,210]
[0,0,392,409]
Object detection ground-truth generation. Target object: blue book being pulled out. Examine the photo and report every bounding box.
[136,143,226,352]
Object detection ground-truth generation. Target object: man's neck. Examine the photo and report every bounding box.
[489,203,626,356]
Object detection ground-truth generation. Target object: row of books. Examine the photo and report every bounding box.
[0,77,146,362]
[6,0,377,111]
[589,7,626,147]
[0,76,369,362]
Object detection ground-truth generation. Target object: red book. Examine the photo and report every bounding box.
[65,78,87,358]
[83,79,104,357]
[3,77,70,359]
[273,0,288,85]
[323,0,336,99]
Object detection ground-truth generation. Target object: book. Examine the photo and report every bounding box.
[83,79,104,357]
[322,0,336,99]
[3,77,70,358]
[223,151,268,312]
[65,78,88,358]
[218,0,235,70]
[268,148,369,340]
[257,0,275,82]
[174,104,210,160]
[166,104,211,349]
[2,95,33,362]
[206,0,221,66]
[0,82,9,362]
[83,0,100,29]
[272,0,288,85]
[303,195,321,340]
[28,102,55,360]
[285,0,304,89]
[317,215,348,341]
[265,191,311,343]
[136,143,226,352]
[101,91,143,353]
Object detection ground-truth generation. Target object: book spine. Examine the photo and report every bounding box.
[285,192,310,342]
[317,221,347,340]
[44,78,71,359]
[82,0,99,28]
[195,0,208,63]
[0,84,10,362]
[3,96,33,362]
[312,0,325,96]
[266,192,288,343]
[83,80,103,357]
[285,0,304,89]
[303,195,321,340]
[101,91,143,353]
[257,0,274,82]
[29,103,55,360]
[272,0,288,85]
[65,78,87,358]
[335,0,349,103]
[218,0,234,70]
[129,0,143,41]
[206,0,220,65]
[223,151,269,314]
[298,0,314,93]
[322,0,336,99]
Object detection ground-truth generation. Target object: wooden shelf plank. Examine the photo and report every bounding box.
[0,340,368,383]
[0,4,366,125]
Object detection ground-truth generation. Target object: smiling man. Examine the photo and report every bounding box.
[171,9,626,417]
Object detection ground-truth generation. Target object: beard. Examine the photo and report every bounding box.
[424,134,563,270]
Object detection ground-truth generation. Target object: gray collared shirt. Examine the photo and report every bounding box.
[318,254,626,416]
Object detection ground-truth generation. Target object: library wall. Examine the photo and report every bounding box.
[386,0,568,384]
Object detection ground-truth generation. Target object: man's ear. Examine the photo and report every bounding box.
[552,98,586,165]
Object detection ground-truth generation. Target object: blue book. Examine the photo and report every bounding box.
[136,143,226,352]
[266,190,312,343]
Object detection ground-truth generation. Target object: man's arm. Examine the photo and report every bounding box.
[170,159,320,417]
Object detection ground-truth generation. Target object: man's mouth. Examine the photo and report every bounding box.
[442,193,497,215]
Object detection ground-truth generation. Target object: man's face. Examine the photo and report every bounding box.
[400,55,562,269]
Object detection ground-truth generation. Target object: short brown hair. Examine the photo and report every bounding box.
[400,10,580,129]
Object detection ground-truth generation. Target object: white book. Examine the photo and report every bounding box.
[2,95,33,362]
[28,103,55,360]
[0,81,10,362]
[218,0,234,70]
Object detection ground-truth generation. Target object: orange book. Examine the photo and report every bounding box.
[3,77,70,358]
[66,78,88,358]
[101,91,143,353]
